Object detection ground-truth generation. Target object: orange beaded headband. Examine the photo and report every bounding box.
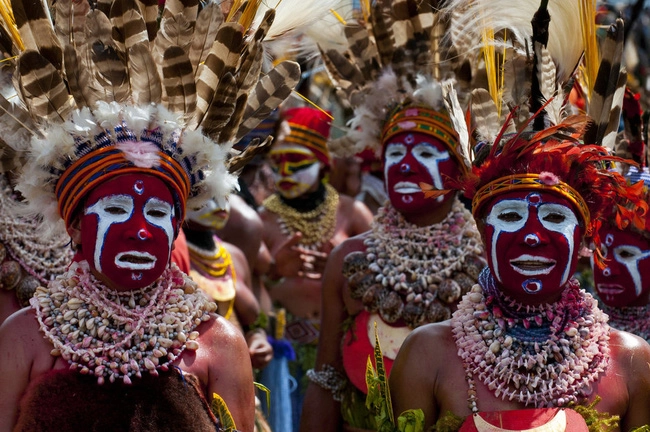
[381,106,462,167]
[55,146,190,226]
[472,173,592,232]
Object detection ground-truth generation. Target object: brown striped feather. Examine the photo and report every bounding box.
[201,72,238,139]
[134,0,160,41]
[369,0,395,68]
[322,48,364,98]
[84,9,114,47]
[128,42,162,105]
[161,45,196,116]
[89,40,130,104]
[217,93,247,143]
[162,0,199,27]
[63,44,90,107]
[152,13,193,62]
[344,24,379,82]
[228,136,273,174]
[188,2,223,72]
[17,50,75,122]
[235,60,300,141]
[11,0,63,70]
[192,22,243,127]
[95,0,112,16]
[235,40,263,97]
[110,0,149,53]
[54,0,90,49]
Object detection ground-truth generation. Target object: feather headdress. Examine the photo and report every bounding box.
[427,0,646,266]
[316,0,461,165]
[0,0,309,237]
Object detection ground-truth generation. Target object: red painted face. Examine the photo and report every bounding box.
[269,144,321,199]
[383,131,460,215]
[593,226,650,307]
[80,174,177,290]
[482,190,584,303]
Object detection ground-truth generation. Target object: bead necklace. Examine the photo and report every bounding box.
[599,302,650,342]
[31,261,217,385]
[345,199,485,328]
[263,183,339,249]
[187,240,235,281]
[452,268,610,413]
[0,174,72,285]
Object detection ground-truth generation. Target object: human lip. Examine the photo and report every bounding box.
[115,252,157,270]
[393,182,421,194]
[509,255,556,275]
[278,180,296,190]
[596,283,625,295]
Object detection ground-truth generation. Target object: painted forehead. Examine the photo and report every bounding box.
[84,174,175,205]
[484,190,580,218]
[270,144,316,158]
[383,131,450,152]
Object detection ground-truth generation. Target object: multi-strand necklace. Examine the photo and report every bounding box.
[599,302,650,342]
[31,261,217,385]
[452,268,610,413]
[263,183,339,250]
[0,174,71,285]
[344,199,485,328]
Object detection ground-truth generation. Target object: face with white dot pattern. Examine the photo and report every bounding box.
[593,226,650,307]
[80,174,176,290]
[482,190,583,303]
[383,131,459,215]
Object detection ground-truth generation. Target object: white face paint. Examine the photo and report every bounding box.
[85,194,133,273]
[272,161,321,199]
[484,192,581,297]
[384,141,451,203]
[187,199,231,230]
[612,244,650,297]
[142,197,175,254]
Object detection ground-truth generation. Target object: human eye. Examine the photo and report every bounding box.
[386,144,405,159]
[145,199,172,219]
[497,211,523,222]
[615,246,639,260]
[105,206,129,215]
[542,212,566,224]
[414,144,443,159]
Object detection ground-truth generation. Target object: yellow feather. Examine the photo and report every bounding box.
[0,0,24,51]
[579,0,598,101]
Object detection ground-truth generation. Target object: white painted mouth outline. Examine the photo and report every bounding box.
[509,254,556,276]
[115,251,157,270]
[596,283,625,295]
[393,181,422,194]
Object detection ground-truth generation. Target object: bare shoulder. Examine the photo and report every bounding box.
[330,231,370,260]
[608,328,650,377]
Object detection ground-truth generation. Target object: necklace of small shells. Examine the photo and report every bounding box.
[599,302,650,343]
[0,175,71,284]
[31,261,217,385]
[361,199,484,326]
[452,268,610,413]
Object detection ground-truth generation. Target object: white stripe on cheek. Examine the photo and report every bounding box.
[485,199,528,283]
[85,195,134,272]
[144,197,175,257]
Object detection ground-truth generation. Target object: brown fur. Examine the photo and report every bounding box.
[15,368,219,431]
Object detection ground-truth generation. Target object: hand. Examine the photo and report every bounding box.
[246,330,273,370]
[270,233,330,280]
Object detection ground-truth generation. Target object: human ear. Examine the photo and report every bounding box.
[66,217,82,246]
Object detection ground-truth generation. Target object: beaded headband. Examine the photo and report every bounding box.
[472,174,591,232]
[381,105,462,169]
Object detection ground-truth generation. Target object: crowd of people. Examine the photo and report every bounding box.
[1,0,650,431]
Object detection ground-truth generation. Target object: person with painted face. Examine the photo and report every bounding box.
[299,2,486,428]
[184,199,274,370]
[388,118,650,431]
[0,0,308,429]
[591,89,650,341]
[260,106,373,431]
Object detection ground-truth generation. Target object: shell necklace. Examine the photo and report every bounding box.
[347,199,485,328]
[31,261,217,385]
[452,268,610,413]
[599,302,650,342]
[263,183,339,250]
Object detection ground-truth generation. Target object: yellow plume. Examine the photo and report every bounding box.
[0,0,24,51]
[579,0,598,101]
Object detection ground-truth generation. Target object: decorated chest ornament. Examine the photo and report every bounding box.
[0,175,73,306]
[343,200,485,328]
[431,0,649,413]
[0,0,325,384]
